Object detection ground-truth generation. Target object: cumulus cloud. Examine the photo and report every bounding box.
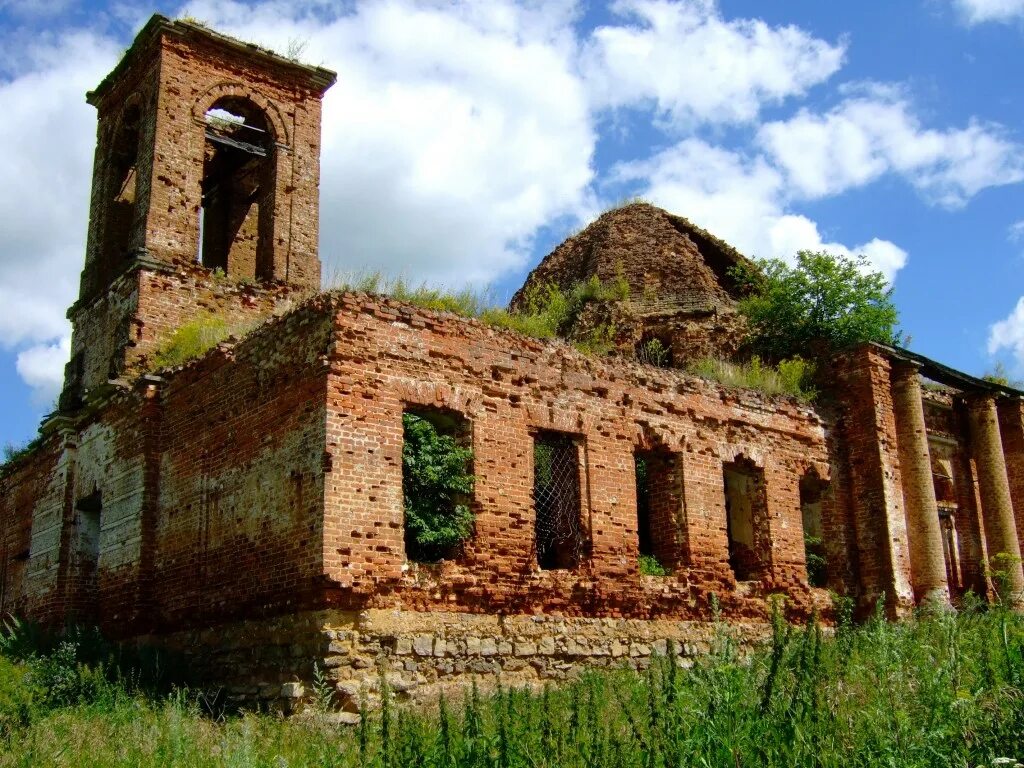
[581,0,845,127]
[988,297,1024,368]
[16,336,69,407]
[614,138,908,281]
[758,85,1024,207]
[0,28,117,391]
[953,0,1024,24]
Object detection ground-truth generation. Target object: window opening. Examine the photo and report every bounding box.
[799,469,828,588]
[200,99,275,281]
[636,333,673,368]
[74,490,102,574]
[635,448,680,574]
[722,456,768,581]
[401,408,474,563]
[533,431,584,570]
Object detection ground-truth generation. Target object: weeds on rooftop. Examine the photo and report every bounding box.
[149,312,256,370]
[688,355,817,402]
[329,270,629,357]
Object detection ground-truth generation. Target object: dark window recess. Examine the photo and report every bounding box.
[101,104,141,270]
[799,470,828,588]
[635,448,680,573]
[74,490,102,569]
[533,432,584,570]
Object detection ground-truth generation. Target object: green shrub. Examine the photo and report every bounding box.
[636,337,671,367]
[402,413,475,562]
[804,534,827,587]
[638,554,668,576]
[688,356,816,401]
[0,655,35,740]
[731,249,905,361]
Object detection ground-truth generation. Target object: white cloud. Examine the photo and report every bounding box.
[953,0,1024,24]
[0,29,117,371]
[16,336,69,407]
[581,0,845,127]
[614,138,908,281]
[989,297,1024,369]
[758,85,1024,207]
[1009,219,1024,242]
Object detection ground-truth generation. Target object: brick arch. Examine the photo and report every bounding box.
[723,447,766,468]
[794,460,831,485]
[633,423,685,453]
[192,82,290,146]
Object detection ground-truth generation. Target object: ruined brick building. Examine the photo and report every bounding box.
[2,15,1024,711]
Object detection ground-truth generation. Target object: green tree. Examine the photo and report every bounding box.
[402,413,475,562]
[731,250,904,361]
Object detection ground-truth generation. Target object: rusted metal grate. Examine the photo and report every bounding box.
[533,433,583,569]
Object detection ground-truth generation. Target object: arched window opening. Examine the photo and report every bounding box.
[199,98,275,281]
[723,455,769,582]
[102,104,141,270]
[799,469,828,588]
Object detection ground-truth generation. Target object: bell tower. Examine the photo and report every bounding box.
[61,15,336,407]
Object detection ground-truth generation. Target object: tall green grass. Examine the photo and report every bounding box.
[1,605,1023,767]
[688,356,817,402]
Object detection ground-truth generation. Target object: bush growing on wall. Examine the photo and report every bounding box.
[402,413,475,562]
[731,250,904,361]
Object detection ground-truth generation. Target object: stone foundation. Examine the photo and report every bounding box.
[155,608,777,713]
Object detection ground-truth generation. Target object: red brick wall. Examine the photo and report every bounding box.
[322,293,831,621]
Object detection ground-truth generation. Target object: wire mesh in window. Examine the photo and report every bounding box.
[533,432,583,570]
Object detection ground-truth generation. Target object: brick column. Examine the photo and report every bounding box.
[997,399,1024,557]
[890,362,950,607]
[966,394,1024,607]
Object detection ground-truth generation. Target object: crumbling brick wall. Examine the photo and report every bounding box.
[321,293,831,620]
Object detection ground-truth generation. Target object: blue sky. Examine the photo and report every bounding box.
[1,0,1023,449]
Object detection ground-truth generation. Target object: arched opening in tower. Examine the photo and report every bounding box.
[199,98,276,281]
[101,103,141,275]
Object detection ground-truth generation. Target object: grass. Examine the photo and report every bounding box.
[688,356,817,402]
[149,313,258,371]
[1,605,1023,766]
